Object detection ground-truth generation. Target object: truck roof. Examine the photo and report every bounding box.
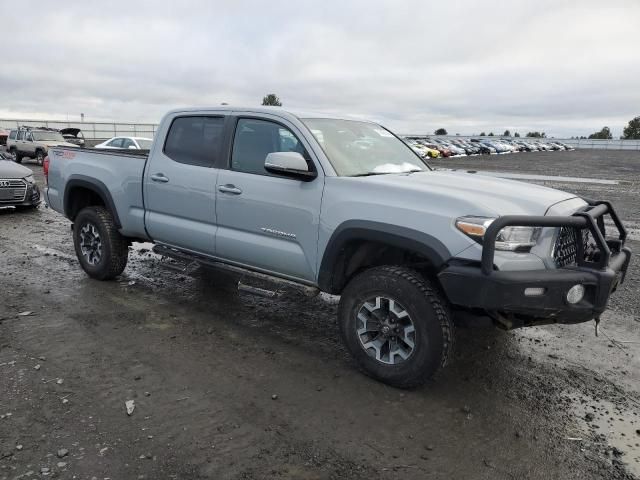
[164,106,376,124]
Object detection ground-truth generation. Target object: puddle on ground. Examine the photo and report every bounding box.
[566,392,640,477]
[31,244,76,261]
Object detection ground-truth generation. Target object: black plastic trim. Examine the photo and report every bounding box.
[439,247,631,324]
[318,220,451,293]
[64,176,121,228]
[481,201,627,275]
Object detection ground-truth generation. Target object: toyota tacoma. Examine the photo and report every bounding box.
[44,107,631,387]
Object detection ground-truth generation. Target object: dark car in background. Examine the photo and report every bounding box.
[60,127,86,147]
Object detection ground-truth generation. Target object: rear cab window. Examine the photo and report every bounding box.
[163,116,225,167]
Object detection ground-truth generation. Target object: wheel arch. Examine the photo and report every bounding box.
[64,176,121,228]
[318,220,451,294]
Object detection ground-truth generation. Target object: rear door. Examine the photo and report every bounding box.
[16,130,25,152]
[143,113,227,256]
[214,115,324,282]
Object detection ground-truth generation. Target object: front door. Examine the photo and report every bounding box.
[143,114,226,256]
[215,116,324,282]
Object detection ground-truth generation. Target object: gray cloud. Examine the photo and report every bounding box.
[1,0,638,137]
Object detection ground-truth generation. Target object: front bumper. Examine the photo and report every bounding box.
[0,182,41,207]
[439,201,631,326]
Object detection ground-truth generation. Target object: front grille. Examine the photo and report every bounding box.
[0,179,27,203]
[553,227,598,267]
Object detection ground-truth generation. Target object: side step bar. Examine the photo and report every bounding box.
[152,244,320,297]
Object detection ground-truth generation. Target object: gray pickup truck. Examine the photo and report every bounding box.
[45,107,631,387]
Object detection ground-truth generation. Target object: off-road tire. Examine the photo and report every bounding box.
[338,266,453,388]
[73,206,128,280]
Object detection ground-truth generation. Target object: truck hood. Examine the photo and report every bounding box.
[364,169,577,216]
[0,160,32,179]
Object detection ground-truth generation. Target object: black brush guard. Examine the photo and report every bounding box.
[439,201,632,326]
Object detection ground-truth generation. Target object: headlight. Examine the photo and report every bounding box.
[455,216,540,252]
[24,175,35,184]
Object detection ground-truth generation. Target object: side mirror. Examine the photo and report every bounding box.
[264,152,316,181]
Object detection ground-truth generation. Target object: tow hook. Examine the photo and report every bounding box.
[594,316,600,337]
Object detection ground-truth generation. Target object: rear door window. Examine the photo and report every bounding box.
[107,138,123,148]
[121,138,135,149]
[163,116,225,167]
[9,130,16,140]
[17,130,24,141]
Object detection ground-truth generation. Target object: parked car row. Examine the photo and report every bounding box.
[7,126,79,165]
[94,136,153,150]
[404,136,575,158]
[5,125,153,165]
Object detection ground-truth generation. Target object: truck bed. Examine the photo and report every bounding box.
[46,146,150,238]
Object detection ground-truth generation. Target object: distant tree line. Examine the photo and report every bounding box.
[267,103,640,140]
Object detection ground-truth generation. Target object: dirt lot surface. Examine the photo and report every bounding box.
[1,150,639,479]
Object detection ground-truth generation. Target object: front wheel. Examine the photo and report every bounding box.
[73,206,129,280]
[11,149,22,163]
[338,266,453,388]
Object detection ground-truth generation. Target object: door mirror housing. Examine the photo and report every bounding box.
[264,152,316,181]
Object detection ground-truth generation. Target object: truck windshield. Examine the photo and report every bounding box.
[302,118,430,176]
[32,132,65,142]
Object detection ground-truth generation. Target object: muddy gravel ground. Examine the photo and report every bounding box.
[1,149,639,480]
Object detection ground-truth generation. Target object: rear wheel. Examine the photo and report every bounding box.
[73,206,128,280]
[338,266,454,388]
[35,150,45,166]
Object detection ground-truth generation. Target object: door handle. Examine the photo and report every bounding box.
[218,184,242,195]
[150,173,169,183]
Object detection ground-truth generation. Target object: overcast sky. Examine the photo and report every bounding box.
[1,0,638,137]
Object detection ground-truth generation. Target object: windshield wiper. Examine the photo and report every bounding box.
[350,172,392,177]
[351,169,424,177]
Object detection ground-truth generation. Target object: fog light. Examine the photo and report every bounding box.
[566,284,585,304]
[524,287,546,297]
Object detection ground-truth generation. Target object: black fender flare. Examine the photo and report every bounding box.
[63,175,121,228]
[317,220,451,293]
